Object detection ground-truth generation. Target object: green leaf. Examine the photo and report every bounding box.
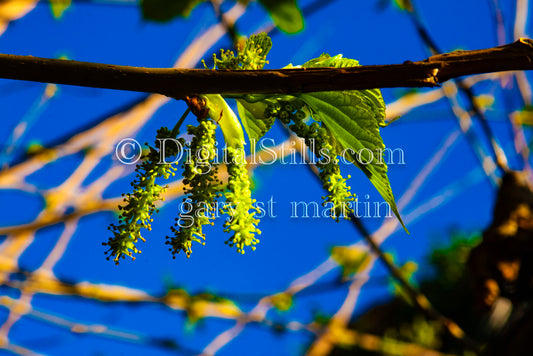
[299,54,406,231]
[384,253,418,302]
[141,0,205,22]
[271,292,293,312]
[393,0,413,11]
[258,0,304,34]
[331,246,372,278]
[236,99,274,147]
[50,0,72,19]
[300,91,406,231]
[302,53,360,68]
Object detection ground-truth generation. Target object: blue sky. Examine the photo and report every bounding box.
[0,0,530,355]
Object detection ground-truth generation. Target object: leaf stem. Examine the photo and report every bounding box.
[171,108,190,138]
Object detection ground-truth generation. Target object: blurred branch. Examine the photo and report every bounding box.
[441,81,500,186]
[0,293,183,351]
[0,40,532,96]
[407,5,510,174]
[1,270,243,320]
[0,341,44,356]
[488,0,507,46]
[307,321,456,356]
[209,0,241,47]
[0,136,304,236]
[295,133,481,352]
[514,0,530,40]
[281,112,480,354]
[488,0,533,180]
[514,0,532,106]
[202,110,480,355]
[0,0,37,37]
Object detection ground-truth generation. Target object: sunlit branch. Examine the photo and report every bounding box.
[0,294,205,354]
[308,321,456,356]
[0,0,37,37]
[441,81,500,186]
[0,40,532,97]
[1,272,243,320]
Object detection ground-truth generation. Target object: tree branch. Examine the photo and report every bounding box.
[0,39,532,97]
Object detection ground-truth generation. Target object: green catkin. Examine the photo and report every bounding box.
[166,117,221,258]
[200,41,264,255]
[266,99,355,220]
[107,34,272,262]
[169,32,269,257]
[220,146,261,254]
[103,128,182,264]
[104,33,387,264]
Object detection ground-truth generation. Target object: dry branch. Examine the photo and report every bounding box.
[0,39,531,97]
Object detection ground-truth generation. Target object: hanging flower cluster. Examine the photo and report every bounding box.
[106,32,398,264]
[202,34,271,254]
[103,128,183,264]
[106,33,271,263]
[194,93,262,255]
[220,146,261,254]
[166,116,221,258]
[265,99,355,220]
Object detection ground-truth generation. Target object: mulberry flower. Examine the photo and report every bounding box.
[103,128,183,264]
[208,33,272,70]
[266,99,355,220]
[199,94,262,254]
[220,146,261,254]
[166,117,222,258]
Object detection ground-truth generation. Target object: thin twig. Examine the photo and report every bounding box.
[408,7,510,175]
[488,0,507,46]
[209,0,241,47]
[441,81,500,186]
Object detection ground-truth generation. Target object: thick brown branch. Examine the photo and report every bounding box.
[0,39,532,96]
